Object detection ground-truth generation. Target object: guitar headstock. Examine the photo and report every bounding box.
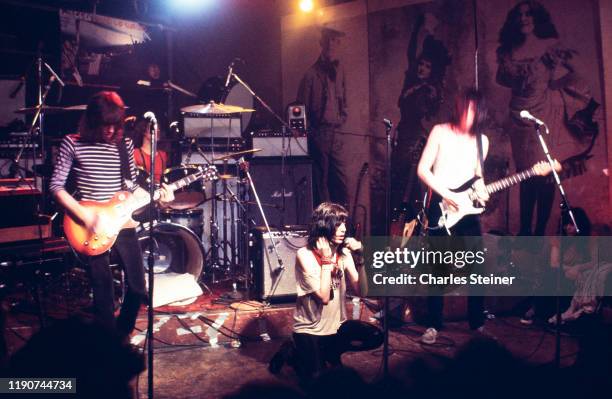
[533,159,562,176]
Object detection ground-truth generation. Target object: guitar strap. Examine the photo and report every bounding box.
[118,139,134,190]
[476,131,485,181]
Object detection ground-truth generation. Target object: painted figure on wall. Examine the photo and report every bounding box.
[297,26,349,208]
[391,12,451,220]
[496,0,599,235]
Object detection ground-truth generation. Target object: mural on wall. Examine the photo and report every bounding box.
[283,0,607,236]
[281,3,370,233]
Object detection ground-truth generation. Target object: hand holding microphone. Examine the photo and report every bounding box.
[343,237,363,252]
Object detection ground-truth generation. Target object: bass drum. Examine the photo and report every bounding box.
[138,222,205,279]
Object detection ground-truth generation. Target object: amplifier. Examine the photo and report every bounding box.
[250,130,308,157]
[183,116,241,138]
[181,138,246,165]
[250,227,308,302]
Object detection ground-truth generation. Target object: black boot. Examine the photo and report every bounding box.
[268,340,295,374]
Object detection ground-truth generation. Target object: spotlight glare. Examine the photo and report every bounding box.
[299,0,314,13]
[169,0,213,12]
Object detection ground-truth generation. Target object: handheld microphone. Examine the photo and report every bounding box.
[383,118,393,129]
[519,110,545,125]
[44,62,65,87]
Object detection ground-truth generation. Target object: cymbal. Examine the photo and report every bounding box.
[212,148,261,162]
[181,101,255,115]
[15,105,87,114]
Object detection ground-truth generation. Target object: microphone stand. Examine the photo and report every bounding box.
[146,117,157,399]
[383,119,393,379]
[532,122,578,369]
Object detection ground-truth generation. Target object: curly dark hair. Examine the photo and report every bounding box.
[307,202,348,254]
[79,91,126,144]
[497,1,559,55]
[449,87,488,136]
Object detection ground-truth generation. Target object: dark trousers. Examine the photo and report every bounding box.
[309,127,349,207]
[293,320,383,378]
[519,177,555,236]
[87,228,146,337]
[427,215,485,330]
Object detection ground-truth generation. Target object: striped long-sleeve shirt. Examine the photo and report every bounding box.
[50,134,139,201]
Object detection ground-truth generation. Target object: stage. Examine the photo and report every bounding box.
[5,281,606,399]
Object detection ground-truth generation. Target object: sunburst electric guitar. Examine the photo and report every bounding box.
[427,160,561,233]
[64,165,218,256]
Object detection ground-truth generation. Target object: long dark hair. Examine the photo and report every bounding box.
[449,88,487,136]
[307,202,348,254]
[79,91,126,144]
[497,1,559,55]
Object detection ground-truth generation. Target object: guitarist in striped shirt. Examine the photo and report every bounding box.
[50,91,174,338]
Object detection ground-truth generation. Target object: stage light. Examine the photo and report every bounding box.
[168,0,213,12]
[299,0,314,13]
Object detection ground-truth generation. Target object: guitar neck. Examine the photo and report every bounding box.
[132,170,204,210]
[486,166,537,194]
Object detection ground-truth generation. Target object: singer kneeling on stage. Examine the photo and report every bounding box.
[269,202,383,380]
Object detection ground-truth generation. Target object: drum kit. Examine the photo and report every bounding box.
[131,102,264,292]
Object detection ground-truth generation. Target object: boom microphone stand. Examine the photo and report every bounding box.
[531,119,578,369]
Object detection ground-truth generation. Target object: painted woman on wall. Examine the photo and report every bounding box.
[391,12,451,218]
[496,0,598,235]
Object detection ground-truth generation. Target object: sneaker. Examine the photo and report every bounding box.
[421,327,438,344]
[520,307,535,325]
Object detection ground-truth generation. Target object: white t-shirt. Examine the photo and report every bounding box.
[293,247,348,335]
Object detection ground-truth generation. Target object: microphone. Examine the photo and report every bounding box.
[44,62,65,87]
[143,111,157,124]
[224,60,235,89]
[383,118,393,129]
[519,110,545,126]
[143,112,158,135]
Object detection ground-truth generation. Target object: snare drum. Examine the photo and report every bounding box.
[159,207,204,238]
[163,165,206,210]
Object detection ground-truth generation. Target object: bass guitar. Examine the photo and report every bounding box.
[64,165,217,256]
[426,160,561,233]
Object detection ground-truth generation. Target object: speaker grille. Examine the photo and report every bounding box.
[248,159,313,227]
[250,227,308,301]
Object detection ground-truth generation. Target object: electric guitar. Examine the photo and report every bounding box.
[64,165,218,256]
[426,160,561,233]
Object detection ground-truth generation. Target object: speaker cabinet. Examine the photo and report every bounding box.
[250,227,308,302]
[248,159,313,227]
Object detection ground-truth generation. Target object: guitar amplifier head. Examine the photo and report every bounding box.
[183,116,241,138]
[250,130,308,157]
[250,227,308,302]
